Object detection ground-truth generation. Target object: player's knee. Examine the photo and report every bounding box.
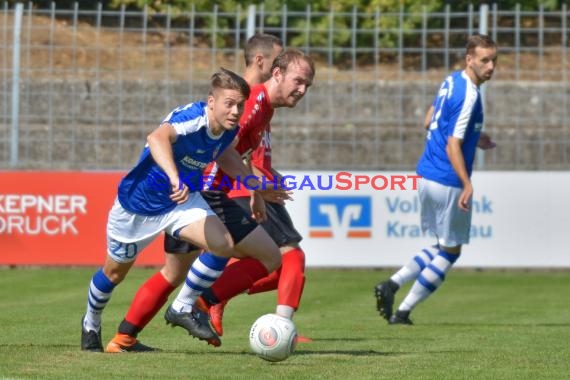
[208,237,236,258]
[440,245,462,255]
[236,227,282,271]
[261,243,282,272]
[102,267,128,285]
[252,244,281,273]
[102,256,133,284]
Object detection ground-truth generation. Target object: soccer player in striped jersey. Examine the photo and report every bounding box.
[375,34,498,325]
[80,68,278,352]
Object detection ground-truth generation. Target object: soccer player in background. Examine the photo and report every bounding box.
[171,48,315,342]
[80,68,279,352]
[104,34,286,352]
[374,33,498,325]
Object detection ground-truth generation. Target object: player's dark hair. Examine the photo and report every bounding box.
[244,33,283,66]
[270,48,316,79]
[209,68,250,100]
[466,33,497,56]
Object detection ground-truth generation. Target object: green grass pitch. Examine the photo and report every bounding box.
[0,267,569,379]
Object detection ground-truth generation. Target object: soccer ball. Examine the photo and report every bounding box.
[249,313,297,362]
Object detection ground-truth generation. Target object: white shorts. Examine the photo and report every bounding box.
[418,177,472,247]
[106,193,215,263]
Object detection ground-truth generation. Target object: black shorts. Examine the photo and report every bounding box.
[233,197,303,248]
[164,191,258,254]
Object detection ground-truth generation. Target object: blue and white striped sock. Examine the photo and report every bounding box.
[172,253,229,313]
[84,269,116,332]
[398,250,460,312]
[391,246,438,286]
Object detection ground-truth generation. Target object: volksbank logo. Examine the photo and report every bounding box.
[309,196,372,238]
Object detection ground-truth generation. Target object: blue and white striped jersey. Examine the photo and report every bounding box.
[118,101,238,215]
[417,70,484,188]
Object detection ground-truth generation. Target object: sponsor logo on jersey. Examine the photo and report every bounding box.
[180,156,209,170]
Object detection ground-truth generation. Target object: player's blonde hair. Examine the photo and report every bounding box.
[209,68,250,99]
[271,48,316,80]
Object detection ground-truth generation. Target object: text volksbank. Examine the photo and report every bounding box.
[384,195,493,239]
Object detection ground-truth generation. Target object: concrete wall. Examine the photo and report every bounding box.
[2,80,569,170]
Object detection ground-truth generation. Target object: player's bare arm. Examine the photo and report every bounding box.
[270,168,294,202]
[215,145,257,184]
[248,164,267,222]
[147,122,189,204]
[216,146,268,221]
[244,159,267,222]
[250,166,293,204]
[446,136,472,212]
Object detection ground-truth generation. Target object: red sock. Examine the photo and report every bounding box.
[248,268,281,295]
[124,271,176,329]
[277,248,306,310]
[211,258,268,302]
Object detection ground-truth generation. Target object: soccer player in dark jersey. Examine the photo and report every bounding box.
[374,34,498,325]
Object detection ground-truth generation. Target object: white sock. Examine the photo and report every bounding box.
[84,269,116,332]
[172,253,228,313]
[397,250,459,312]
[276,305,295,319]
[390,246,438,286]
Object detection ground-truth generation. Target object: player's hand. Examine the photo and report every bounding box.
[170,180,189,204]
[250,192,267,222]
[458,183,473,212]
[258,188,293,204]
[477,132,496,150]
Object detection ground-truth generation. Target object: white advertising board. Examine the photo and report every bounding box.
[281,171,570,268]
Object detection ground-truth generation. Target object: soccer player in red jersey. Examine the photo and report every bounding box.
[174,48,316,342]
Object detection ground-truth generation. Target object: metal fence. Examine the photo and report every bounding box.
[1,2,569,170]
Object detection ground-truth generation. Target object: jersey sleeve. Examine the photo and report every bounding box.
[450,85,478,140]
[163,102,207,136]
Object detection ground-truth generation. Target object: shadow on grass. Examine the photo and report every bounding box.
[0,343,79,349]
[1,343,476,358]
[293,349,399,356]
[169,348,408,357]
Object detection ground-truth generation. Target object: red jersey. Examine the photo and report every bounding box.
[204,84,274,197]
